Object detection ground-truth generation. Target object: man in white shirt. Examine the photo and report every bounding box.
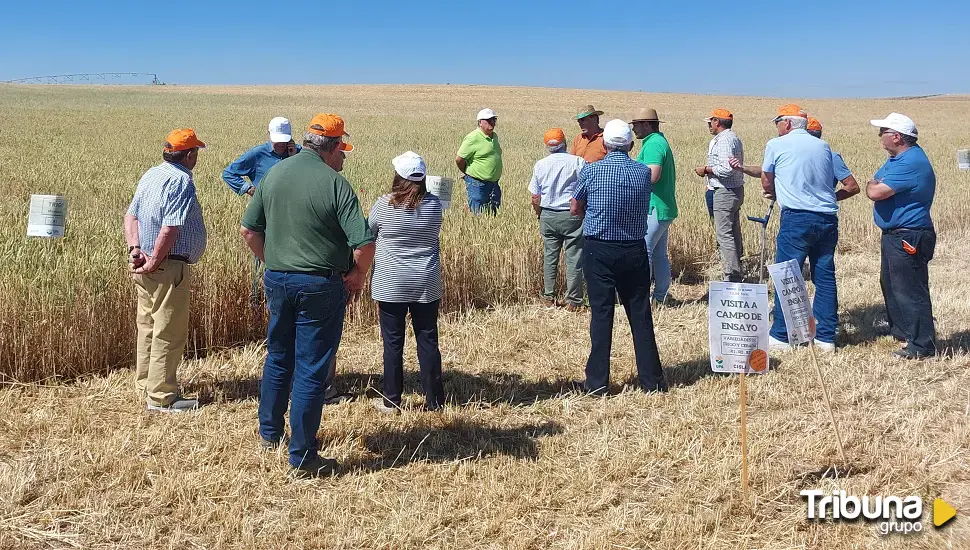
[529,128,587,311]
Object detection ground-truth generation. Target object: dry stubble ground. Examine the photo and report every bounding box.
[1,85,970,548]
[2,237,970,549]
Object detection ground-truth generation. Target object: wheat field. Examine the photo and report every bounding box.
[1,85,969,548]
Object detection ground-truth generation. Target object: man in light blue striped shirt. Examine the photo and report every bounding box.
[529,128,587,310]
[124,128,207,413]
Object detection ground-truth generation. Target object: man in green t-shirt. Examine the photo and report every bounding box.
[456,108,503,215]
[240,113,375,479]
[631,108,678,305]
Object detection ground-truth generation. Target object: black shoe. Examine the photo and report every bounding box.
[291,456,338,479]
[893,348,930,361]
[641,381,669,394]
[260,437,282,451]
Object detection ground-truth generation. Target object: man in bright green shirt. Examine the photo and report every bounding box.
[456,108,503,215]
[631,108,678,304]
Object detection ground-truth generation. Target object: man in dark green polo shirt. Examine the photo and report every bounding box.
[631,108,678,305]
[240,113,375,479]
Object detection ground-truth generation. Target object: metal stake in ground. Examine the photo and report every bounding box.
[746,201,775,285]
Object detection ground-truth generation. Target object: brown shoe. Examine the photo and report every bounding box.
[540,297,557,309]
[565,304,585,313]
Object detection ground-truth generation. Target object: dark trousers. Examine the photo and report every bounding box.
[583,238,666,393]
[881,228,937,355]
[378,301,445,409]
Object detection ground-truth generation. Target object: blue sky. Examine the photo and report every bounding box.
[1,0,966,97]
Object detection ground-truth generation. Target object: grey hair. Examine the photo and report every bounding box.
[302,132,342,154]
[605,142,632,153]
[546,143,567,154]
[781,116,808,130]
[902,134,918,146]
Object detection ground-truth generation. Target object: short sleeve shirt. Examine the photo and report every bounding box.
[457,129,503,182]
[761,129,837,214]
[572,151,653,241]
[873,145,935,230]
[636,132,678,221]
[126,162,207,263]
[569,132,608,163]
[368,195,443,303]
[242,149,374,273]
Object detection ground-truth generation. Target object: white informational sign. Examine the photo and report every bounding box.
[767,259,815,345]
[27,194,67,238]
[425,176,454,210]
[708,282,770,374]
[959,149,969,171]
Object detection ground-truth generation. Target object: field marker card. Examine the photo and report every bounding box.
[708,282,769,374]
[425,176,453,210]
[767,259,815,345]
[27,194,67,238]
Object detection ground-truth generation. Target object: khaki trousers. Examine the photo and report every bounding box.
[132,260,191,406]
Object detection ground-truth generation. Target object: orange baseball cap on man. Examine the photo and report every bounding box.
[773,104,808,122]
[807,117,823,132]
[164,128,206,152]
[544,128,566,147]
[704,108,734,122]
[307,113,354,152]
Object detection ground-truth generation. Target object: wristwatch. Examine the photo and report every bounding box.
[128,245,141,254]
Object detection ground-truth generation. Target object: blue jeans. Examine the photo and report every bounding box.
[770,209,839,345]
[646,212,672,302]
[259,270,348,467]
[464,175,501,215]
[705,188,715,219]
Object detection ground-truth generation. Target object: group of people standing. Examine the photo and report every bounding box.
[122,102,938,478]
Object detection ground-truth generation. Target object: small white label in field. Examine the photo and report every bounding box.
[958,149,969,171]
[425,176,454,210]
[27,194,67,238]
[708,282,769,374]
[767,259,815,345]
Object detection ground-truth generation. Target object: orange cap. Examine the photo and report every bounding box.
[164,128,206,152]
[705,108,734,122]
[308,113,354,152]
[544,128,566,147]
[807,117,822,131]
[774,104,808,121]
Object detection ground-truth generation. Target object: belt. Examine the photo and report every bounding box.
[272,269,335,278]
[168,254,190,263]
[882,227,933,235]
[541,207,571,213]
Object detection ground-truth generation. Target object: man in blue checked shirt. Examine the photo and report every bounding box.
[570,119,667,395]
[124,128,208,413]
[222,117,300,197]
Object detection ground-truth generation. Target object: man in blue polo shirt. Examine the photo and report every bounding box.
[866,113,937,360]
[570,119,667,395]
[760,104,838,352]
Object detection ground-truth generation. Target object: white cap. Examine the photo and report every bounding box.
[268,117,292,143]
[870,112,917,137]
[477,108,497,121]
[392,151,427,181]
[603,119,633,147]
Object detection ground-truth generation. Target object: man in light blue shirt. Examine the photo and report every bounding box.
[529,128,587,309]
[222,117,300,196]
[760,104,839,352]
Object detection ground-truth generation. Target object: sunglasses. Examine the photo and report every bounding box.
[878,128,899,137]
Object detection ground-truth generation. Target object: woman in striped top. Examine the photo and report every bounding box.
[369,151,445,413]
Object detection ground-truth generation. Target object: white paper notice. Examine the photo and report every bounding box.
[425,176,454,210]
[767,259,815,345]
[708,282,770,374]
[27,194,67,238]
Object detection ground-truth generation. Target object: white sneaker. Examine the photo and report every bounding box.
[813,340,836,353]
[768,336,791,351]
[147,397,199,413]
